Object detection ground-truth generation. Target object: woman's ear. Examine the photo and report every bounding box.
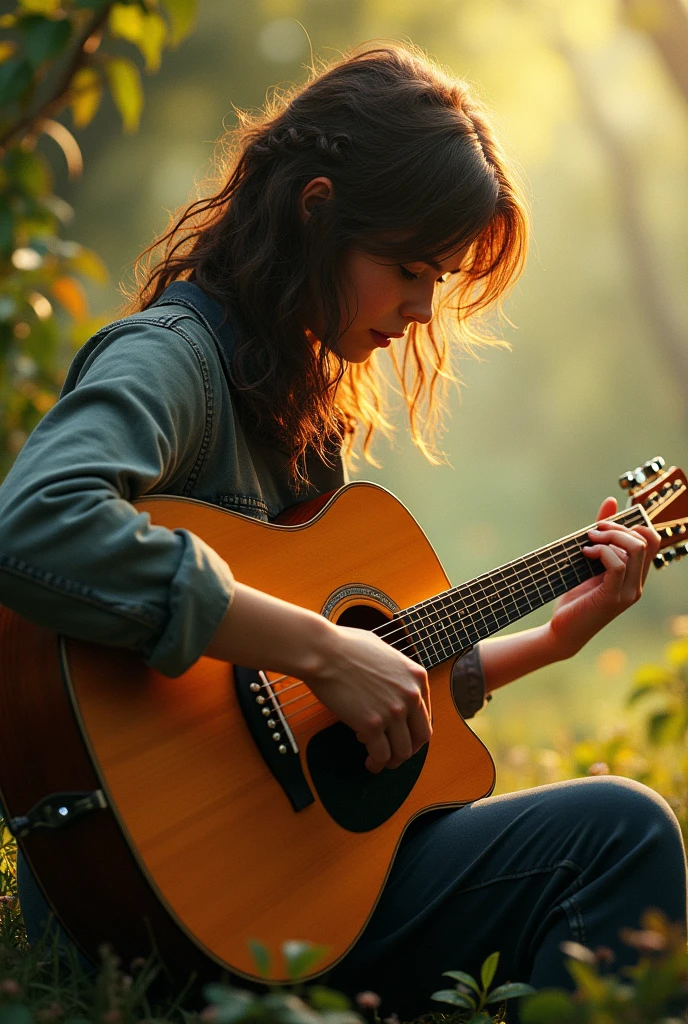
[299,177,334,222]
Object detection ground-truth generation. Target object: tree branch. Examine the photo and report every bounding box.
[0,3,114,154]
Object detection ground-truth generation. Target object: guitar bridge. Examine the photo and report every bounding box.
[234,666,314,812]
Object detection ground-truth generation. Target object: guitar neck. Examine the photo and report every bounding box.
[389,505,650,669]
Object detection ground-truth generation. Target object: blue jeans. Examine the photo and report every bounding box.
[17,777,687,1015]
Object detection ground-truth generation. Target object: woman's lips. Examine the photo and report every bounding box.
[370,330,392,347]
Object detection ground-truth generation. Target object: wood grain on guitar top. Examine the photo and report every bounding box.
[62,483,496,979]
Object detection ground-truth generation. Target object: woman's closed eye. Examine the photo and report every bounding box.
[399,265,452,284]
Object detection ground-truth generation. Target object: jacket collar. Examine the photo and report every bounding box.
[152,280,236,377]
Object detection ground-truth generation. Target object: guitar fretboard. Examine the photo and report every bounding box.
[378,505,648,669]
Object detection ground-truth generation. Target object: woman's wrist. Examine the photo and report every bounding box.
[480,621,576,693]
[204,579,339,681]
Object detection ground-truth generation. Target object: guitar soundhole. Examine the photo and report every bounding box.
[305,602,428,833]
[333,604,389,630]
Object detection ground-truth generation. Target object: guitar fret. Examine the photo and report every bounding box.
[394,505,651,670]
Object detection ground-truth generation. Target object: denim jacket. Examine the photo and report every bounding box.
[0,282,485,714]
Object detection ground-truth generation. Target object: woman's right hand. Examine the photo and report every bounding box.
[206,581,432,773]
[305,622,432,774]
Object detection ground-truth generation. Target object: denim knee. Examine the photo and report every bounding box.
[573,775,683,848]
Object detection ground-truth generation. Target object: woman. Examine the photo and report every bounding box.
[0,42,684,1017]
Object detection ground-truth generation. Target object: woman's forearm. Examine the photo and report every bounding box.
[479,623,569,694]
[204,580,337,679]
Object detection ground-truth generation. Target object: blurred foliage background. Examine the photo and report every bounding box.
[1,0,687,791]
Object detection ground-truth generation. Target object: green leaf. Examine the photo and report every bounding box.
[628,682,663,705]
[247,938,271,977]
[486,982,537,1003]
[480,951,500,992]
[203,985,256,1024]
[18,0,60,13]
[18,14,71,67]
[631,665,672,691]
[66,245,109,283]
[0,58,34,106]
[104,56,143,132]
[109,5,168,72]
[6,149,52,197]
[161,0,198,45]
[648,709,678,745]
[70,66,102,128]
[565,959,606,999]
[282,939,329,980]
[520,990,575,1024]
[307,987,351,1012]
[430,989,476,1009]
[442,969,481,994]
[0,41,17,63]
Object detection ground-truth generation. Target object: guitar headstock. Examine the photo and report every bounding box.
[620,457,688,569]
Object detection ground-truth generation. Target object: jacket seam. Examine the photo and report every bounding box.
[214,493,270,512]
[0,555,165,628]
[82,314,216,498]
[162,322,215,496]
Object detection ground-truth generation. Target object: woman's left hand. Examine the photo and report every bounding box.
[547,496,661,658]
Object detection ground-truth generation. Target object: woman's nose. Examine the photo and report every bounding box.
[402,295,434,325]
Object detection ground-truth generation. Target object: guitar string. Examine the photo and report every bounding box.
[259,509,648,729]
[258,531,619,712]
[284,531,636,735]
[257,509,645,689]
[259,534,598,705]
[285,503,675,737]
[282,551,594,729]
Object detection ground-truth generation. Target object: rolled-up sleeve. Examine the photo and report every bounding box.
[0,320,234,676]
[451,646,489,719]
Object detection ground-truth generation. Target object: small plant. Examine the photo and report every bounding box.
[628,640,688,747]
[521,910,688,1024]
[431,951,535,1021]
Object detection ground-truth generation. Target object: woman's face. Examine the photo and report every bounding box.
[333,248,466,363]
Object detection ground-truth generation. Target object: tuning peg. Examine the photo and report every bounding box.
[643,456,665,475]
[619,471,639,491]
[654,553,668,569]
[674,542,688,560]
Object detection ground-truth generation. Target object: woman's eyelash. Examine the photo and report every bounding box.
[399,265,452,284]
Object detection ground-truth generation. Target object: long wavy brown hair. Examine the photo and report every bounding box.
[125,42,528,485]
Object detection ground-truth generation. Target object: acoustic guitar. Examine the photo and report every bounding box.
[0,457,686,984]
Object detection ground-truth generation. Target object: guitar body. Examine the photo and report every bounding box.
[0,482,495,982]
